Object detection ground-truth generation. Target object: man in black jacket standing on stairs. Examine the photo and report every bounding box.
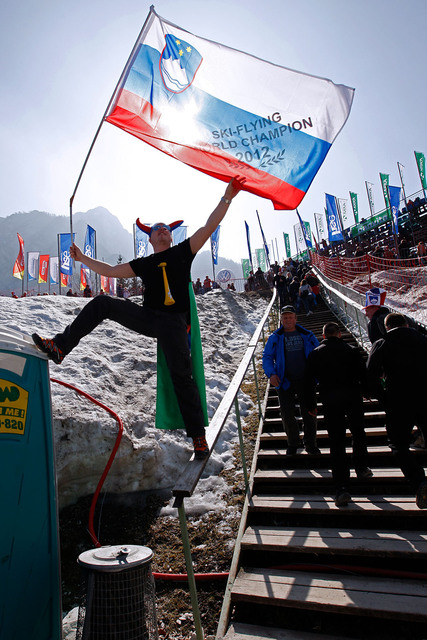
[304,322,372,507]
[367,312,427,509]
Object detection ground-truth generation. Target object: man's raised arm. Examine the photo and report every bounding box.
[70,244,136,278]
[189,177,245,255]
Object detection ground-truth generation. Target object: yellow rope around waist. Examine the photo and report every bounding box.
[158,262,175,306]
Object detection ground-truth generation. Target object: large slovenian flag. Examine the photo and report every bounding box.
[105,8,354,210]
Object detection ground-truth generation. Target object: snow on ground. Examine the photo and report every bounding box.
[0,289,269,513]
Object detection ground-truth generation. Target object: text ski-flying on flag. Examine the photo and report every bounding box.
[106,8,354,210]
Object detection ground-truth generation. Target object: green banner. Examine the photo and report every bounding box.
[241,258,250,278]
[255,248,267,271]
[283,233,291,258]
[415,151,426,189]
[380,172,391,214]
[349,191,359,224]
[350,208,391,238]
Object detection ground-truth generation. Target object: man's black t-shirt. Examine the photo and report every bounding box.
[129,239,195,313]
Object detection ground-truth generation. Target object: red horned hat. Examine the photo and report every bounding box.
[135,219,184,236]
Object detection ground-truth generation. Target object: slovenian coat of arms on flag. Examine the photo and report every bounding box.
[160,34,202,93]
[105,7,354,210]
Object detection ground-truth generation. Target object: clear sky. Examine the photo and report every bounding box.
[1,0,426,262]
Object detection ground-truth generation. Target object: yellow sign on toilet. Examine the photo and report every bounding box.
[0,379,28,435]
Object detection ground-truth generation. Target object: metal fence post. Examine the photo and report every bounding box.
[251,354,262,418]
[367,254,372,289]
[234,397,249,490]
[177,501,204,640]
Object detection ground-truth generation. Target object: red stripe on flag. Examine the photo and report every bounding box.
[105,90,304,211]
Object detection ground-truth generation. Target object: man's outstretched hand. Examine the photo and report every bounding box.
[70,243,84,263]
[224,176,246,201]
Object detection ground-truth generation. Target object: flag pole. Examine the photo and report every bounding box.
[68,5,157,252]
[293,225,299,261]
[365,181,375,217]
[397,162,408,206]
[335,198,349,251]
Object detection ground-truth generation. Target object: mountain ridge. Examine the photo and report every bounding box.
[0,207,243,295]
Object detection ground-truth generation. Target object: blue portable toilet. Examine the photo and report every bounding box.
[0,328,62,640]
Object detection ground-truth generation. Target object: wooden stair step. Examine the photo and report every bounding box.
[254,468,404,482]
[257,445,396,457]
[260,426,388,441]
[224,621,349,640]
[241,525,427,558]
[231,568,427,621]
[249,494,422,515]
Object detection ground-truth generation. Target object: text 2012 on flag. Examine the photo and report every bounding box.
[105,7,354,210]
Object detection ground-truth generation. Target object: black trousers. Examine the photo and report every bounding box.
[385,399,426,491]
[278,380,317,449]
[54,295,206,438]
[322,390,369,488]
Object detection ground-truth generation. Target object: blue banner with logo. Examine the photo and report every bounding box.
[135,225,150,258]
[210,226,220,265]
[256,211,270,267]
[59,233,75,276]
[245,221,253,269]
[325,194,344,242]
[388,185,401,235]
[82,225,96,269]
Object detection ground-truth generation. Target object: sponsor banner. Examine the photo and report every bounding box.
[255,248,267,272]
[28,252,39,282]
[210,226,220,265]
[241,258,250,278]
[325,194,343,242]
[415,151,426,189]
[59,233,75,276]
[389,185,401,235]
[349,191,359,224]
[38,255,49,284]
[50,257,59,285]
[13,233,25,280]
[283,232,291,258]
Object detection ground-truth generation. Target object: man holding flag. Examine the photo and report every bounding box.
[33,177,244,458]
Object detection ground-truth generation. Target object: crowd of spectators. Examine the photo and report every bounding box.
[317,195,427,262]
[262,288,427,509]
[242,258,320,315]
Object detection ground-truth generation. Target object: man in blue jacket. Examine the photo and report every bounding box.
[263,305,320,455]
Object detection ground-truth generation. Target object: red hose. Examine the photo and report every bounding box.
[152,571,229,581]
[50,377,123,548]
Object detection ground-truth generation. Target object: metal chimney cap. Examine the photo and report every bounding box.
[78,544,153,572]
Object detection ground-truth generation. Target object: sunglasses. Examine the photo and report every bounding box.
[151,224,171,232]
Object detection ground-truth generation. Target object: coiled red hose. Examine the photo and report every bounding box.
[50,377,123,548]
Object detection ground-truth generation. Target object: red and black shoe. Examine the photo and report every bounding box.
[192,435,209,459]
[32,333,65,365]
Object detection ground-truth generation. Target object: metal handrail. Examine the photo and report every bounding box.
[170,289,277,640]
[172,289,277,504]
